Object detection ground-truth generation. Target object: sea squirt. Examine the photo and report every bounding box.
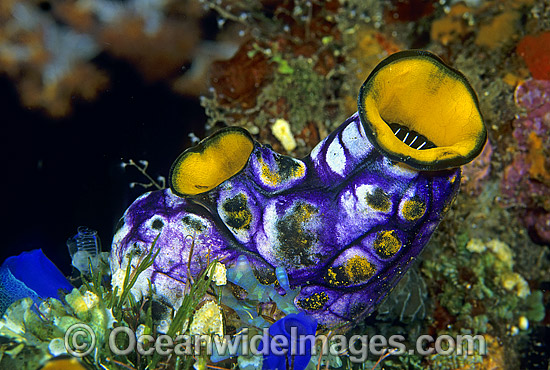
[110,50,486,327]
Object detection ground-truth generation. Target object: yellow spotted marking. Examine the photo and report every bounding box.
[344,256,377,283]
[297,291,329,311]
[293,202,317,223]
[258,156,306,187]
[259,158,281,186]
[253,268,276,285]
[294,164,306,179]
[401,198,426,221]
[374,230,402,258]
[222,194,252,230]
[327,267,338,281]
[325,267,347,287]
[366,188,391,212]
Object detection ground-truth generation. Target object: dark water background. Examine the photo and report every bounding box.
[1,54,205,273]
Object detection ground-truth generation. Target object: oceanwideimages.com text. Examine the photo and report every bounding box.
[65,323,486,362]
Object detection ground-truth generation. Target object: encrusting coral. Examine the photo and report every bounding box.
[501,79,550,245]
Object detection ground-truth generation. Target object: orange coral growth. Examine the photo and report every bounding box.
[475,10,521,50]
[527,131,550,184]
[502,72,524,87]
[430,3,471,46]
[517,32,550,81]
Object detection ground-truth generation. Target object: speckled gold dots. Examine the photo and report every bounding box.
[401,197,426,221]
[373,230,402,258]
[344,256,376,282]
[324,254,378,287]
[325,267,342,286]
[324,266,348,287]
[222,193,252,229]
[258,155,306,187]
[297,291,329,311]
[259,158,280,186]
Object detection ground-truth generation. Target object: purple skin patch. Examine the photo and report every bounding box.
[110,111,460,327]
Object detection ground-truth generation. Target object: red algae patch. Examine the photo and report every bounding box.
[517,32,550,81]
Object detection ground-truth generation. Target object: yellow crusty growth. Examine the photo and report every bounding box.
[292,202,317,223]
[297,291,329,311]
[260,158,281,186]
[374,230,402,258]
[401,198,426,221]
[222,194,252,229]
[258,157,306,187]
[227,207,252,229]
[170,128,254,196]
[344,256,377,283]
[358,50,486,170]
[325,267,343,286]
[189,301,224,337]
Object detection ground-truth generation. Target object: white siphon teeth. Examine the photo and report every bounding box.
[387,122,436,150]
